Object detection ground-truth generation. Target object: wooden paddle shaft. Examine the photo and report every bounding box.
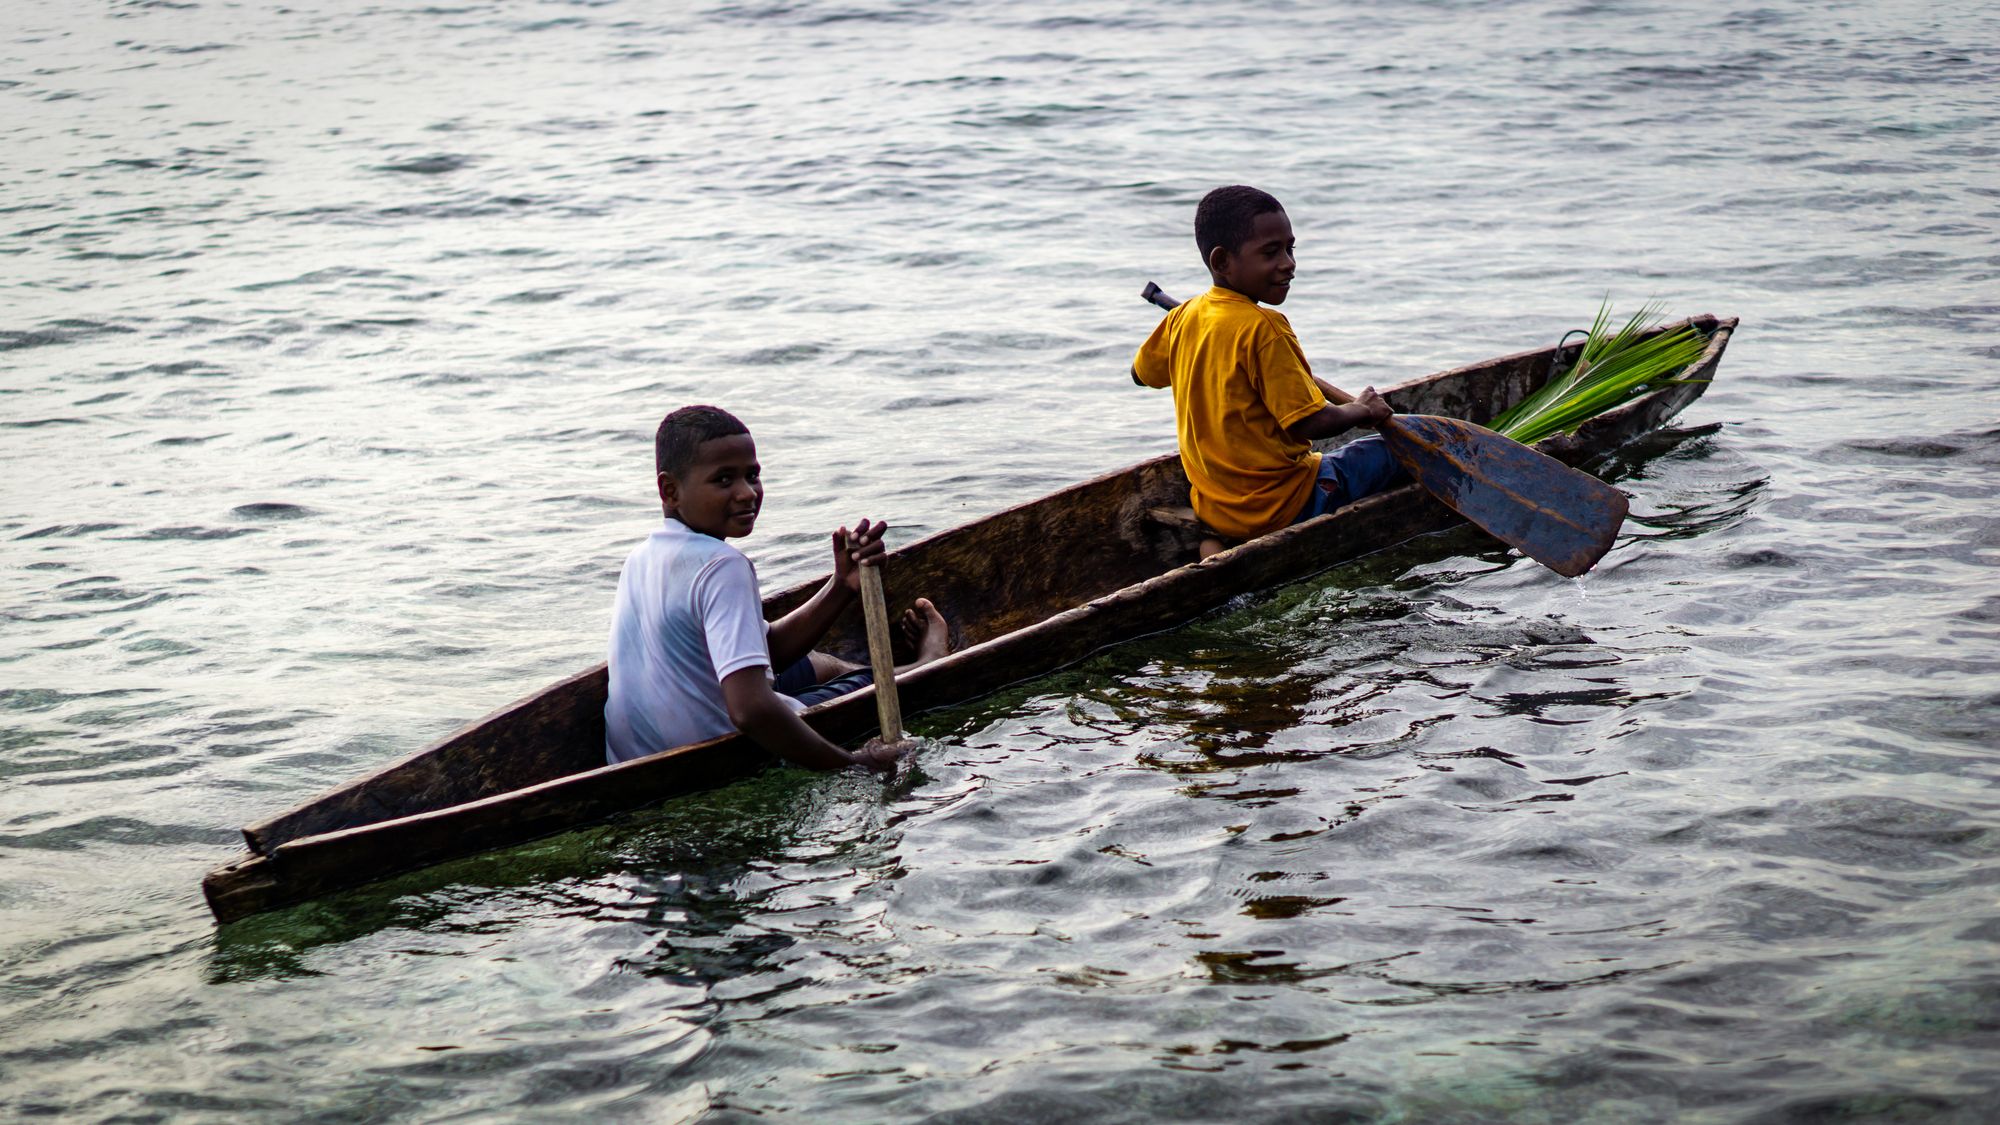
[857,564,903,741]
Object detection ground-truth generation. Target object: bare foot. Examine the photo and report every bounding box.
[1198,536,1230,560]
[896,597,951,666]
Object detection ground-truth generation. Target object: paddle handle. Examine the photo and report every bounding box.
[857,564,903,741]
[1142,281,1179,311]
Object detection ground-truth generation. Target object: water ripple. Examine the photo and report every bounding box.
[2,0,1998,1120]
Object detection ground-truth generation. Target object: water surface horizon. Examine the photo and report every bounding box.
[4,1,1997,1120]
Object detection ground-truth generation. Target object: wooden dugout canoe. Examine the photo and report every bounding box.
[203,315,1737,923]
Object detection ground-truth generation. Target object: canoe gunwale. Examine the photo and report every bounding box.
[241,663,610,857]
[205,315,1736,923]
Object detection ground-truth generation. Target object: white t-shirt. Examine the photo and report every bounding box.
[603,520,803,765]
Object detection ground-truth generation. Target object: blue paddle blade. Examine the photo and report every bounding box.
[1377,414,1629,578]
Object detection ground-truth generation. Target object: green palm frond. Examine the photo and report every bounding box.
[1492,300,1709,446]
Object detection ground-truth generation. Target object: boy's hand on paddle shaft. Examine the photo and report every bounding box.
[832,518,888,596]
[1356,387,1393,426]
[855,735,913,770]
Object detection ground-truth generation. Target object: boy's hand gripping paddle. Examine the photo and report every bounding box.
[857,563,904,741]
[1139,281,1629,578]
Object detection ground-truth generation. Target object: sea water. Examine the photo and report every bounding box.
[3,1,1997,1120]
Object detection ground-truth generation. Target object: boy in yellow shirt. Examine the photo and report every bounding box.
[1133,185,1403,558]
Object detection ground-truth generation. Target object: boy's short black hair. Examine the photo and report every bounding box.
[1195,185,1284,261]
[655,405,748,479]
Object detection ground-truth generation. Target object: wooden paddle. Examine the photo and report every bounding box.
[1141,283,1628,577]
[857,562,904,741]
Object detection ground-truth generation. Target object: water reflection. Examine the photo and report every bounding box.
[208,767,863,985]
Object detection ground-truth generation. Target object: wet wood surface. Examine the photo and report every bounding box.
[1379,413,1631,578]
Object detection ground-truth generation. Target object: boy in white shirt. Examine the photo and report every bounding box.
[604,405,948,769]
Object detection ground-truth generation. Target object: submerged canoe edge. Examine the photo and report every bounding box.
[203,316,1737,924]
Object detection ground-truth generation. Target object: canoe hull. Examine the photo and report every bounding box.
[205,316,1735,923]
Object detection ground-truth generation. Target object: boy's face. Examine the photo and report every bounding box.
[660,433,763,539]
[1211,209,1296,305]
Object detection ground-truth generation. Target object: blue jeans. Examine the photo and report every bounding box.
[1293,435,1407,523]
[773,655,873,707]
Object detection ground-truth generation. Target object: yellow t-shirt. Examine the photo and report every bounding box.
[1132,287,1327,540]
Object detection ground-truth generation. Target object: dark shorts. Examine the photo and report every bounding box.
[1293,434,1408,523]
[773,656,873,707]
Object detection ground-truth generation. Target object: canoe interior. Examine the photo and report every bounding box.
[774,321,1598,665]
[233,317,1728,869]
